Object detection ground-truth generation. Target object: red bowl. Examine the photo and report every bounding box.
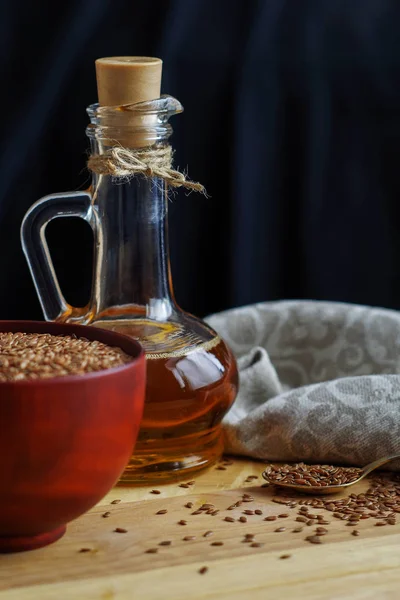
[0,320,146,553]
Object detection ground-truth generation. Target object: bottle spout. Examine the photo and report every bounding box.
[119,95,184,120]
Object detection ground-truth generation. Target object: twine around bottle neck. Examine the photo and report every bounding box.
[87,144,206,194]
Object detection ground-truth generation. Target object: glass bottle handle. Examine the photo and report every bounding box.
[21,191,96,323]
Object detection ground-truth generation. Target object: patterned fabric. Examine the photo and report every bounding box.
[206,301,400,469]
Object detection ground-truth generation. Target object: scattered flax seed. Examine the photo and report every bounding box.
[150,490,161,495]
[250,542,264,548]
[292,528,303,533]
[352,530,360,536]
[159,541,172,546]
[280,554,292,559]
[244,533,255,540]
[202,504,214,509]
[203,530,214,538]
[278,513,289,518]
[114,528,127,533]
[264,516,277,521]
[178,520,187,526]
[146,548,158,554]
[224,517,235,523]
[192,510,202,515]
[183,536,196,541]
[275,527,286,533]
[156,509,168,515]
[199,566,208,575]
[306,535,323,544]
[255,509,263,515]
[243,510,255,516]
[211,510,220,516]
[187,481,196,485]
[185,502,193,509]
[242,497,254,503]
[239,516,247,523]
[102,511,111,518]
[216,466,227,470]
[296,516,308,523]
[111,499,121,504]
[211,541,224,546]
[79,548,92,553]
[375,522,387,526]
[179,483,190,489]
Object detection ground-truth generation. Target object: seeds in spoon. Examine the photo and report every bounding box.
[264,463,362,487]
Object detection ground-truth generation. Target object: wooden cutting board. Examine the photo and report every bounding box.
[0,459,399,600]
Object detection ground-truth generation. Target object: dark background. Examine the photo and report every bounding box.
[1,0,400,320]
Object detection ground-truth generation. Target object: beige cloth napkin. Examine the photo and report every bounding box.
[206,301,400,469]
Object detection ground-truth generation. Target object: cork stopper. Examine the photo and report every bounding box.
[95,57,162,107]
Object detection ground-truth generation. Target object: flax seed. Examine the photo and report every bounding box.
[102,511,111,518]
[146,548,158,554]
[0,332,133,381]
[203,531,214,538]
[178,520,187,526]
[184,502,193,509]
[114,528,127,533]
[156,509,168,515]
[211,541,224,546]
[239,516,247,523]
[199,566,208,575]
[264,516,277,521]
[306,535,322,544]
[183,536,196,541]
[275,527,286,532]
[159,541,172,546]
[150,490,161,495]
[224,517,235,523]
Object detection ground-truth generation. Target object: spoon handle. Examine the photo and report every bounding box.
[361,454,400,476]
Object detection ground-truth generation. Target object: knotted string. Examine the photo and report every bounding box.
[87,145,206,194]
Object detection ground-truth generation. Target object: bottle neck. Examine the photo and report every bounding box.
[91,171,175,321]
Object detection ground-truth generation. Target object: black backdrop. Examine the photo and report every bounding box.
[1,0,400,320]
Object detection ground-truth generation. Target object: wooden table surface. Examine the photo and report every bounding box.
[0,457,399,600]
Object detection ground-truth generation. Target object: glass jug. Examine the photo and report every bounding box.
[21,96,238,483]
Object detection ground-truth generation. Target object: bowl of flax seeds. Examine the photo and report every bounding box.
[0,320,146,553]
